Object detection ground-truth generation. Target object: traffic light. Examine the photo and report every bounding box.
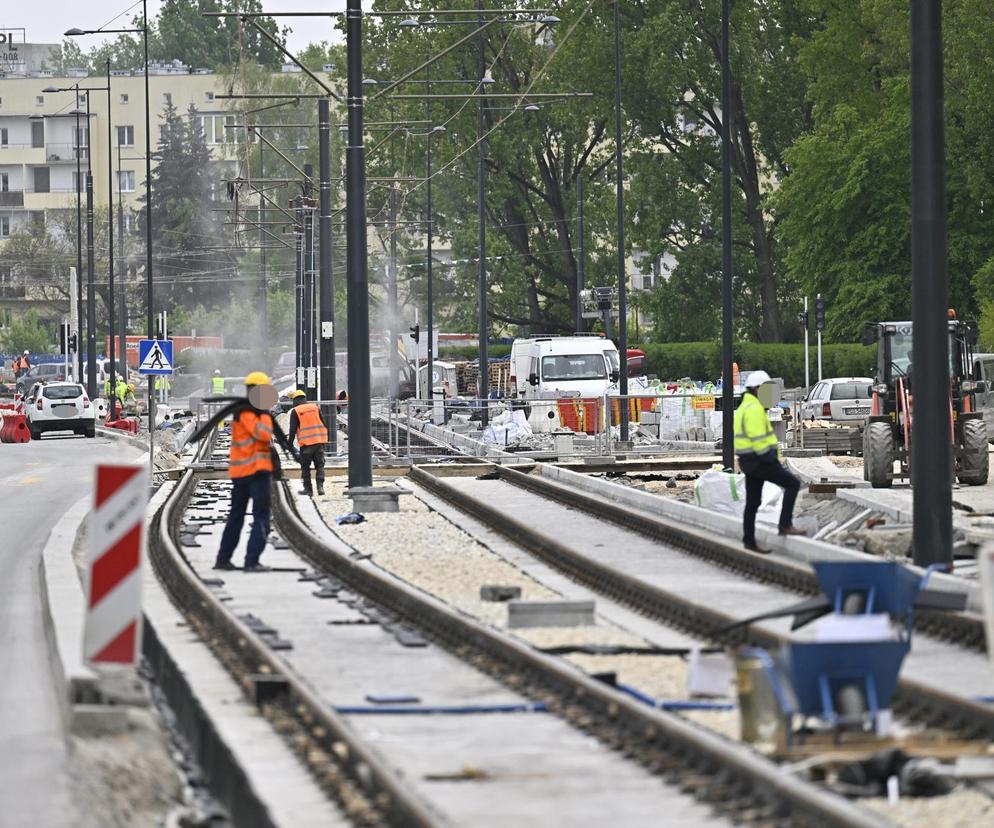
[815,297,826,332]
[410,324,420,344]
[798,310,809,329]
[68,332,78,353]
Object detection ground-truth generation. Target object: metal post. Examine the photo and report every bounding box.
[803,296,810,390]
[143,0,156,465]
[294,195,304,394]
[106,60,117,418]
[426,59,435,400]
[74,93,84,383]
[719,0,734,470]
[477,0,490,426]
[388,185,399,399]
[346,0,373,488]
[911,0,951,568]
[303,163,316,400]
[259,140,269,349]
[576,172,585,332]
[318,98,337,453]
[613,0,629,442]
[85,171,97,400]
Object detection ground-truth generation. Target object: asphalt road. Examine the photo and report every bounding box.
[0,432,141,828]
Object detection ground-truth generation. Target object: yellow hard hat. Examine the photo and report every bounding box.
[289,389,306,400]
[127,383,135,392]
[244,371,271,386]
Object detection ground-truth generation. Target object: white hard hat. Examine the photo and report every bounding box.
[214,369,221,375]
[23,350,29,355]
[746,370,771,387]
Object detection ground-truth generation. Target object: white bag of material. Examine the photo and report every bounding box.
[482,410,532,445]
[693,466,783,521]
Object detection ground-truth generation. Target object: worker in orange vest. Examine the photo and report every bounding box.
[213,371,292,572]
[287,389,328,496]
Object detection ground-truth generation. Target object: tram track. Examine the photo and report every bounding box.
[408,463,994,741]
[147,426,885,828]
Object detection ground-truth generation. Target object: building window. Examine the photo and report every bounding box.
[116,125,135,146]
[120,94,129,104]
[205,91,214,101]
[0,216,10,238]
[0,172,8,192]
[117,170,136,192]
[162,92,172,105]
[35,95,44,106]
[0,128,7,146]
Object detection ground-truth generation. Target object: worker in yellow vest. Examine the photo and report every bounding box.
[211,369,225,395]
[287,389,328,496]
[734,370,803,553]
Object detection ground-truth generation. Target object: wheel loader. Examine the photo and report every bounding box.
[861,314,989,488]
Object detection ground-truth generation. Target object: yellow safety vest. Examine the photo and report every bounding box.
[212,376,225,394]
[733,392,779,457]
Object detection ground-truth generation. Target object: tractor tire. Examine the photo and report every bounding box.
[863,421,894,489]
[958,418,989,486]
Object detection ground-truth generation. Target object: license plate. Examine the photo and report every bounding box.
[53,404,78,417]
[843,407,870,416]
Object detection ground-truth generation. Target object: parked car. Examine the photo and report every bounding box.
[25,381,96,438]
[16,363,68,396]
[802,377,874,422]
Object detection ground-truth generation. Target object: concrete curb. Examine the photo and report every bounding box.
[537,463,980,612]
[785,456,869,488]
[96,425,150,452]
[38,493,99,731]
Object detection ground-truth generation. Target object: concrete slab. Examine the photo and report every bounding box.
[508,599,595,628]
[349,485,401,513]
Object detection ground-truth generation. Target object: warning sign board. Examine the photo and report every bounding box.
[137,339,173,375]
[692,394,716,411]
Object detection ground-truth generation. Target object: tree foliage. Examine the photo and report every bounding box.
[0,311,54,354]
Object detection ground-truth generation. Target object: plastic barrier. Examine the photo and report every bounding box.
[556,398,601,435]
[0,413,31,443]
[105,418,139,435]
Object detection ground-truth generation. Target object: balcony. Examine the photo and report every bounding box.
[0,191,24,207]
[24,189,78,210]
[45,143,89,163]
[0,144,47,165]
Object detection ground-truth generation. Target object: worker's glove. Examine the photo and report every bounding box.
[292,449,301,462]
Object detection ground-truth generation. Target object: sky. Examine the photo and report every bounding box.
[10,0,347,56]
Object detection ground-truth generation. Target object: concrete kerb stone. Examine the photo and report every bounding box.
[536,463,981,613]
[785,456,869,488]
[96,424,151,453]
[38,493,99,730]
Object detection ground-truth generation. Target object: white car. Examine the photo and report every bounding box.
[25,382,96,439]
[802,377,874,422]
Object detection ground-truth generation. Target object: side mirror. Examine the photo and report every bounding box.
[610,370,620,382]
[867,386,874,398]
[528,372,539,386]
[976,381,988,394]
[861,323,879,346]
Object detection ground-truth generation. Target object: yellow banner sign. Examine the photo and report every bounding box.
[692,394,716,410]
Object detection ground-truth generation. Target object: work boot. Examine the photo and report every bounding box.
[316,485,325,496]
[243,563,272,573]
[743,542,771,555]
[298,488,312,497]
[213,560,237,571]
[778,525,807,537]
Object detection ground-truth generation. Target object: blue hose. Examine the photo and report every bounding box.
[616,682,735,711]
[336,702,549,715]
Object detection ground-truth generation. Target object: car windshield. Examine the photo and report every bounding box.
[606,350,621,373]
[830,383,871,400]
[542,354,607,381]
[889,330,913,375]
[44,385,83,400]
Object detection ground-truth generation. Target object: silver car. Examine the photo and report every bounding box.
[803,377,874,422]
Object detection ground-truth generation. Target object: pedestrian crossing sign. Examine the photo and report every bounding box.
[138,339,174,375]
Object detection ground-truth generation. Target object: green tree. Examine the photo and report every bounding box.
[0,311,54,354]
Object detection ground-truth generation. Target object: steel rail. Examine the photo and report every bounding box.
[149,468,442,827]
[270,481,885,828]
[495,464,988,650]
[408,464,994,740]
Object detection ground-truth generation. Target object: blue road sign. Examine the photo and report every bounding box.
[137,339,174,375]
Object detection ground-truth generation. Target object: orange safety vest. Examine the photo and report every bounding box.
[294,402,328,447]
[229,409,274,479]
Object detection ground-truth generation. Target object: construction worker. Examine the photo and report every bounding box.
[154,374,172,403]
[734,370,803,554]
[213,371,287,572]
[20,350,30,378]
[211,369,225,395]
[287,389,328,496]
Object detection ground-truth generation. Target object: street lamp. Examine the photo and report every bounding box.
[68,0,154,444]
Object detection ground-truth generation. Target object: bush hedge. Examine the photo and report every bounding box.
[439,341,874,387]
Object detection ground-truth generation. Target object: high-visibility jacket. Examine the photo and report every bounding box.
[229,409,274,479]
[734,392,779,457]
[212,376,225,394]
[155,376,171,391]
[294,402,328,447]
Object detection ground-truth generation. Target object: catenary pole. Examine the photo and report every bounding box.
[318,98,337,452]
[910,0,951,568]
[720,0,735,470]
[613,0,629,442]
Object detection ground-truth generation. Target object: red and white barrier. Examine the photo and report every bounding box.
[83,464,148,665]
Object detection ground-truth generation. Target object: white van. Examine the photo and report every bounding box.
[510,336,621,400]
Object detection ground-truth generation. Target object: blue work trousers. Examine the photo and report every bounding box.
[217,471,272,567]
